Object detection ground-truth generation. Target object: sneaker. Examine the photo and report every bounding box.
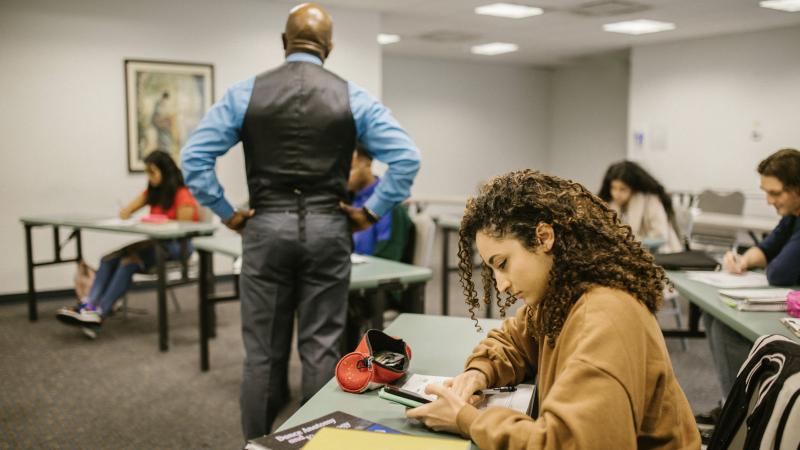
[81,325,100,340]
[56,303,102,327]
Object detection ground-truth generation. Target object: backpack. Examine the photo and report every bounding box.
[708,334,800,450]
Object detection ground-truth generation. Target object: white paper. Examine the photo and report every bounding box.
[396,374,535,414]
[686,271,769,288]
[95,218,137,226]
[718,288,791,301]
[350,254,368,264]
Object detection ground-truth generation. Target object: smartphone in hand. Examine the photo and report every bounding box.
[379,385,433,408]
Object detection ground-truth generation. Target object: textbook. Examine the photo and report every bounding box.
[390,373,537,416]
[304,427,470,450]
[244,411,402,450]
[719,288,791,312]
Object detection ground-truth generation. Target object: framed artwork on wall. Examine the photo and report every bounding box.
[124,59,214,172]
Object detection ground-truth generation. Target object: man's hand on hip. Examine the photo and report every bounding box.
[339,202,373,232]
[224,209,255,233]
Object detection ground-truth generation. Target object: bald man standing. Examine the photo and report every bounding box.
[181,3,420,439]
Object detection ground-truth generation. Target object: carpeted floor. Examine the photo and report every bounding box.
[0,277,722,449]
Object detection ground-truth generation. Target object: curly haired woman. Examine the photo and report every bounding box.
[407,170,700,450]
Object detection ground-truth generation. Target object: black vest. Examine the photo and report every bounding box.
[241,60,356,210]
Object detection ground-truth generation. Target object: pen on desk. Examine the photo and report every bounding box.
[480,386,517,394]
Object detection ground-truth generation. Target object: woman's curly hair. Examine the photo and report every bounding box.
[458,170,669,346]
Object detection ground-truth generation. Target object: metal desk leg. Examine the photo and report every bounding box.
[155,242,169,352]
[370,289,386,330]
[689,302,702,334]
[199,249,211,371]
[441,228,450,316]
[25,224,37,321]
[408,283,425,314]
[209,255,217,338]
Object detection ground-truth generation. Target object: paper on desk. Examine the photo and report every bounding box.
[686,271,769,288]
[350,254,368,264]
[96,218,137,226]
[718,288,791,302]
[396,374,535,414]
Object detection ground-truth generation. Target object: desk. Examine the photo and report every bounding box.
[667,271,798,343]
[692,212,778,243]
[193,236,433,371]
[20,214,216,351]
[278,313,502,447]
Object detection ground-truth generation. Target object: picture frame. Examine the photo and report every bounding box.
[124,59,214,172]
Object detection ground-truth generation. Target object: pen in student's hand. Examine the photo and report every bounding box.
[480,386,517,394]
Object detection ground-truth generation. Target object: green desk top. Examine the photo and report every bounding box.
[20,214,217,239]
[278,313,504,444]
[667,270,798,342]
[192,236,433,290]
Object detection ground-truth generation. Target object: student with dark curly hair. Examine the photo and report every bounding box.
[407,170,699,450]
[599,160,683,253]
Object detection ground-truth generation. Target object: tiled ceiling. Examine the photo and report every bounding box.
[317,0,800,66]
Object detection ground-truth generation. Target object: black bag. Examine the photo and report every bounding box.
[707,334,800,450]
[653,250,719,270]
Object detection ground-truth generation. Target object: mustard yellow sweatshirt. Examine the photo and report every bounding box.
[457,287,700,450]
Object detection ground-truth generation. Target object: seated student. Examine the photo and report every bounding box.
[599,160,683,253]
[406,170,700,450]
[345,145,414,346]
[701,148,800,420]
[56,150,199,338]
[348,145,413,261]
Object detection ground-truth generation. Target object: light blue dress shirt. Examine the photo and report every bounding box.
[180,52,420,221]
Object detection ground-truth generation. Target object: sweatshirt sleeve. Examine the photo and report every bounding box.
[456,360,637,450]
[464,306,538,387]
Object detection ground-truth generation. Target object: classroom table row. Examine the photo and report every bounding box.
[19,214,433,370]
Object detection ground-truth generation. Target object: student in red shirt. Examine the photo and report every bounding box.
[56,150,199,338]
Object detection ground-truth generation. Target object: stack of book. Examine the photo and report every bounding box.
[718,288,792,312]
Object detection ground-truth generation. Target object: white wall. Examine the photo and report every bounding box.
[547,52,629,192]
[629,25,800,216]
[0,0,381,294]
[382,56,551,210]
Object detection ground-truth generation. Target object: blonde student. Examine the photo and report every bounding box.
[407,170,700,450]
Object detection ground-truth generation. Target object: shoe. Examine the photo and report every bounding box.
[81,325,100,339]
[56,303,103,327]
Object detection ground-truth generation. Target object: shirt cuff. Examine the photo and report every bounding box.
[456,404,480,438]
[364,196,392,218]
[208,197,235,222]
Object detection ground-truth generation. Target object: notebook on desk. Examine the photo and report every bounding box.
[304,427,470,450]
[392,373,537,417]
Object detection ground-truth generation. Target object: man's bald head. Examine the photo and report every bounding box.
[282,3,334,61]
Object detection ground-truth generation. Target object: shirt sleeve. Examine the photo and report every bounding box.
[760,217,800,286]
[174,187,198,208]
[348,82,421,217]
[464,306,539,387]
[456,361,637,450]
[180,77,254,221]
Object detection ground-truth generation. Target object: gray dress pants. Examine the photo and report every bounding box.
[239,212,351,439]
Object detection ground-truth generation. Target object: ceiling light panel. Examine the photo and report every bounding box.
[470,42,519,55]
[377,33,401,45]
[759,0,800,12]
[475,3,543,19]
[603,19,676,35]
